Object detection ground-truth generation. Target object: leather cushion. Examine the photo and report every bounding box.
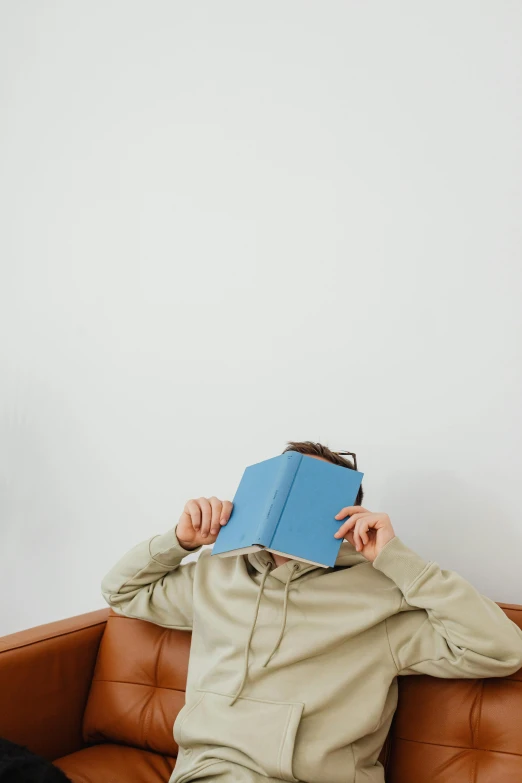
[83,611,190,756]
[54,743,177,783]
[386,605,522,783]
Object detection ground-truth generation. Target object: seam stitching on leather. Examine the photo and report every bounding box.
[0,621,107,654]
[92,677,186,691]
[397,735,521,757]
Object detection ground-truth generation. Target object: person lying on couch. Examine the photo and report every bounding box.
[101,440,522,783]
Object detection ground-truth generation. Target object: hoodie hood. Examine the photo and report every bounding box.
[229,542,368,705]
[247,539,367,581]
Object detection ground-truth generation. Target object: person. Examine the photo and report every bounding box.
[101,441,522,783]
[0,737,73,782]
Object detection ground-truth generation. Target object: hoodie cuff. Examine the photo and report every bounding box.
[371,535,432,594]
[149,526,203,565]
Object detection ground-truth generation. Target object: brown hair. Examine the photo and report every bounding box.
[282,440,364,506]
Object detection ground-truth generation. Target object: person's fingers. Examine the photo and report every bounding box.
[185,499,201,531]
[183,497,234,541]
[334,505,369,520]
[352,520,359,550]
[220,500,233,525]
[209,497,222,535]
[358,519,370,546]
[198,497,212,537]
[354,518,370,550]
[334,512,365,538]
[354,519,363,550]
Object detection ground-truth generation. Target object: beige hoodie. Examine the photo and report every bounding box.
[101,527,522,783]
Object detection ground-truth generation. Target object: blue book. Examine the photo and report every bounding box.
[211,451,364,567]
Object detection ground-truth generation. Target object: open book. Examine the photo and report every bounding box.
[211,450,364,567]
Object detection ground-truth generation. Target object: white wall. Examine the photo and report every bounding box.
[1,1,521,636]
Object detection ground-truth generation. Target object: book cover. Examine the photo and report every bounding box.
[211,451,364,567]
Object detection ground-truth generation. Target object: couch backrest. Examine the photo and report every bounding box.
[83,604,522,780]
[83,611,189,756]
[386,603,522,783]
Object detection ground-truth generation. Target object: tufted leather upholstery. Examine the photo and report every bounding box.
[1,603,521,782]
[386,603,522,782]
[82,612,191,756]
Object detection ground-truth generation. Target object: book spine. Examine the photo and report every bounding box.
[253,453,302,545]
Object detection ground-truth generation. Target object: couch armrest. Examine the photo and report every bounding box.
[496,602,522,630]
[0,608,109,761]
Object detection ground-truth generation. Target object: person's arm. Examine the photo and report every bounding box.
[372,536,522,678]
[101,526,202,630]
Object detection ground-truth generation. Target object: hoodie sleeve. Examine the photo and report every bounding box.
[101,526,203,630]
[372,535,522,678]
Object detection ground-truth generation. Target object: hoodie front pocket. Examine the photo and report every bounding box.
[177,688,304,783]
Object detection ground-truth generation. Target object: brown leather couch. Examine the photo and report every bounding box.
[1,603,521,782]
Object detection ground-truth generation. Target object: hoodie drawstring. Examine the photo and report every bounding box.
[229,561,299,706]
[261,563,298,668]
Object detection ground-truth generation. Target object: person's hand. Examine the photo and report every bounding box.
[175,497,234,550]
[333,505,395,563]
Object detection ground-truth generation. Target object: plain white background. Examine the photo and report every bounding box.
[1,2,521,636]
